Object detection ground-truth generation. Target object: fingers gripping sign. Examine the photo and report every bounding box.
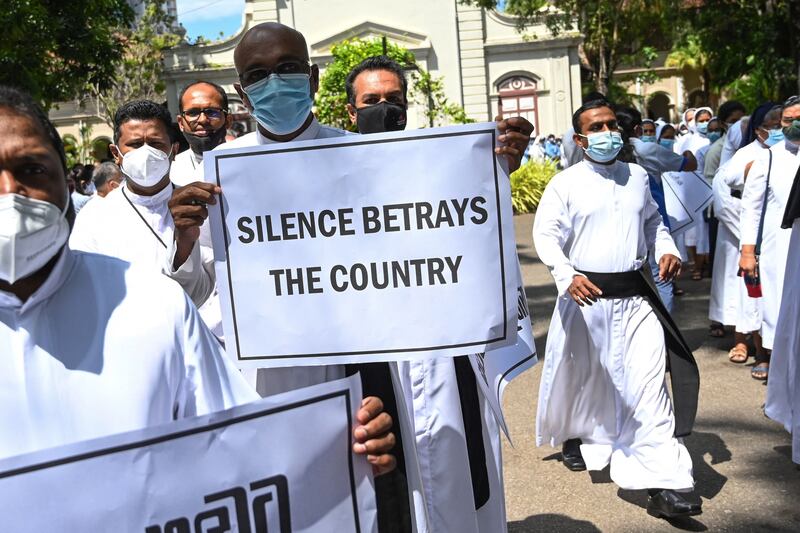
[495,116,534,173]
[568,274,603,307]
[352,396,397,476]
[168,181,220,269]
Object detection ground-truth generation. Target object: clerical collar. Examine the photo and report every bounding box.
[256,117,322,145]
[122,181,174,208]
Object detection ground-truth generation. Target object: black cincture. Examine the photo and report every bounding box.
[577,267,700,438]
[121,187,170,249]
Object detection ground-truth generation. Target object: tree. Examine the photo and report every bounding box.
[674,1,800,109]
[0,0,133,109]
[315,37,473,131]
[90,0,182,127]
[463,1,679,96]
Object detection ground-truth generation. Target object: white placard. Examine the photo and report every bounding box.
[0,376,376,533]
[207,123,517,368]
[663,171,713,234]
[469,264,538,442]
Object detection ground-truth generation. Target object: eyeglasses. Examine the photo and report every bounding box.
[239,61,312,87]
[181,107,226,121]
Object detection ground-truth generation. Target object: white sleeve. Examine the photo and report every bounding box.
[740,150,771,246]
[68,202,102,254]
[643,179,681,262]
[163,237,216,307]
[174,290,258,419]
[712,172,741,240]
[532,178,582,295]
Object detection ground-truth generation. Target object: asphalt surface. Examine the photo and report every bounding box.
[503,213,800,533]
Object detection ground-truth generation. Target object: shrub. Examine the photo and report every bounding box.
[509,159,559,214]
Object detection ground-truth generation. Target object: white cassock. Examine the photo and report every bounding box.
[710,139,766,327]
[171,118,507,532]
[740,141,797,350]
[766,217,800,464]
[0,247,257,460]
[720,117,747,166]
[169,148,225,339]
[68,183,215,309]
[533,159,694,491]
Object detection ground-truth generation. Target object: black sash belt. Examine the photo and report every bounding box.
[454,355,490,510]
[577,267,700,437]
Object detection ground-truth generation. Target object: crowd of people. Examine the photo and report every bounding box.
[1,18,798,533]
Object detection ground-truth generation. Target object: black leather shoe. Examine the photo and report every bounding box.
[646,489,702,518]
[561,438,586,471]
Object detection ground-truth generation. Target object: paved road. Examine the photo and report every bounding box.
[503,213,800,532]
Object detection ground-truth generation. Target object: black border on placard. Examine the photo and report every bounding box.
[0,390,362,533]
[214,128,508,361]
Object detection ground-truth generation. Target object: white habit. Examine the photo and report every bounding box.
[533,159,694,490]
[766,218,800,464]
[709,169,742,326]
[170,147,203,185]
[0,247,257,460]
[740,141,797,349]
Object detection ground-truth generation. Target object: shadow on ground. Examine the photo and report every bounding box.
[508,514,602,532]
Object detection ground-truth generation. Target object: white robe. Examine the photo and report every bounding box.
[709,171,741,325]
[766,219,800,464]
[720,140,767,334]
[169,148,203,185]
[68,183,215,309]
[0,247,257,460]
[677,134,711,253]
[533,159,694,491]
[740,141,797,349]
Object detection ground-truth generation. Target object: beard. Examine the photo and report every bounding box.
[183,126,227,155]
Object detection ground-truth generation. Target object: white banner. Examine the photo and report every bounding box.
[0,376,376,533]
[470,264,538,442]
[207,123,517,368]
[663,171,713,235]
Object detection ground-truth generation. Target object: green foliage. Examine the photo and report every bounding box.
[0,0,134,109]
[509,158,559,213]
[91,0,183,127]
[315,38,473,131]
[463,0,679,95]
[316,39,416,131]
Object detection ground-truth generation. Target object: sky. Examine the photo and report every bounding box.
[175,0,245,42]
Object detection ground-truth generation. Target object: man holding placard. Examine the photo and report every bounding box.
[344,55,535,533]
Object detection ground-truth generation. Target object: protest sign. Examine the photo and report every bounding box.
[207,123,517,368]
[0,376,376,533]
[663,171,713,234]
[470,264,538,442]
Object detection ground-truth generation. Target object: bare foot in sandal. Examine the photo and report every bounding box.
[751,361,769,380]
[728,344,749,363]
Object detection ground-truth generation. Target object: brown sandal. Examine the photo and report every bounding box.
[728,346,749,363]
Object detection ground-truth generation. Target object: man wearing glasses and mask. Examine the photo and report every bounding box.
[170,81,233,185]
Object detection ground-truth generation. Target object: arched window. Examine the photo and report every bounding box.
[647,93,672,122]
[497,76,539,133]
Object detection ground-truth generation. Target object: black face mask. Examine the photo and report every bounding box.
[356,101,407,134]
[183,125,228,155]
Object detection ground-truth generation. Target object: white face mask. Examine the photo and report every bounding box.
[0,193,69,285]
[120,143,171,188]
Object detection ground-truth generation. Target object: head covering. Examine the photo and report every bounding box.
[692,107,714,137]
[681,108,697,133]
[656,122,675,141]
[741,101,780,148]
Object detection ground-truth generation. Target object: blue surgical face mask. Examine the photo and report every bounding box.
[243,73,313,136]
[641,135,656,143]
[695,121,709,135]
[658,138,675,150]
[581,131,623,163]
[707,131,722,143]
[764,128,785,146]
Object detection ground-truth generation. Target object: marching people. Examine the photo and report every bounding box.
[0,84,398,468]
[739,98,798,382]
[617,105,697,311]
[345,54,533,533]
[766,95,800,466]
[533,100,702,519]
[715,102,780,364]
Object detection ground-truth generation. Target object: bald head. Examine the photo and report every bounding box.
[234,22,309,75]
